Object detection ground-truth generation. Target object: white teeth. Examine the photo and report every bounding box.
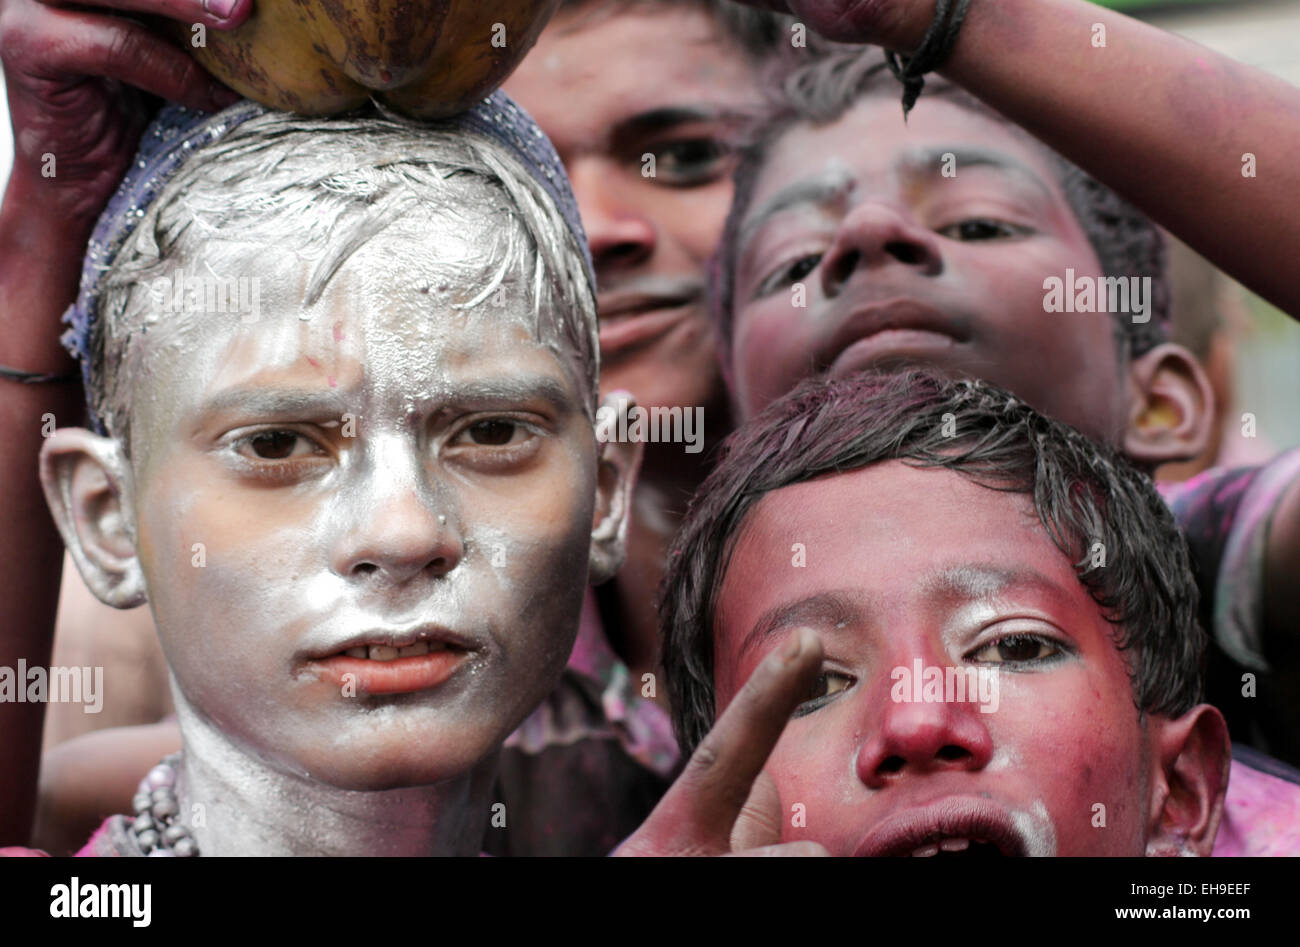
[367,645,400,661]
[939,838,970,852]
[911,844,939,857]
[398,642,430,657]
[346,647,368,659]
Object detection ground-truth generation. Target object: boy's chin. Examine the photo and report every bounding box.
[286,740,497,793]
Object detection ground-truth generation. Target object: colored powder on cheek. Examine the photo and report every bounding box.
[1012,800,1057,856]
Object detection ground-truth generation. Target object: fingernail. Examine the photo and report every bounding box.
[204,0,240,21]
[781,630,806,663]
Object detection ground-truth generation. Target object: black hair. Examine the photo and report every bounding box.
[660,369,1204,754]
[710,47,1170,376]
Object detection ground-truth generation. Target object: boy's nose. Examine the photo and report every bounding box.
[820,201,943,298]
[568,158,657,274]
[331,446,463,585]
[854,666,994,790]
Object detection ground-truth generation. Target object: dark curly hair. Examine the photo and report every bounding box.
[660,369,1204,754]
[711,47,1170,377]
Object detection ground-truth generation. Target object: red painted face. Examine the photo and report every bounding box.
[711,461,1159,856]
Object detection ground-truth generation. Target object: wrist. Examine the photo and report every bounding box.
[0,184,91,376]
[879,0,940,53]
[2,170,100,250]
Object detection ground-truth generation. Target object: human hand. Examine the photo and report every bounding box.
[613,627,829,857]
[0,0,249,224]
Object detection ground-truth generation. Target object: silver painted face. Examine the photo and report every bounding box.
[126,208,597,793]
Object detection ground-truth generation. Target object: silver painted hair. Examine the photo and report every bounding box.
[92,106,600,442]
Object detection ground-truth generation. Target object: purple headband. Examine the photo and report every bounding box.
[61,92,594,434]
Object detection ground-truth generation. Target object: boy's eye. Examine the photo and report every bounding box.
[937,218,1025,241]
[759,253,823,297]
[792,669,855,718]
[245,430,318,460]
[648,137,732,185]
[968,634,1061,665]
[463,419,526,446]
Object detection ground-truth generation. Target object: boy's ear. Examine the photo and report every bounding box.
[1123,343,1214,466]
[589,392,643,585]
[1144,704,1230,857]
[39,428,147,609]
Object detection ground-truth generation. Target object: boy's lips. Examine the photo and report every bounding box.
[851,797,1030,857]
[820,299,968,377]
[310,648,470,696]
[299,625,479,696]
[598,285,703,357]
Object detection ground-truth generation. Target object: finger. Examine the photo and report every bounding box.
[659,627,823,851]
[730,770,784,851]
[726,841,829,858]
[38,0,253,29]
[29,9,238,111]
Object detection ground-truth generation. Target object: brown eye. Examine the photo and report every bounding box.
[249,431,300,459]
[937,218,1025,241]
[970,634,1061,665]
[467,420,518,446]
[996,636,1049,662]
[792,669,854,718]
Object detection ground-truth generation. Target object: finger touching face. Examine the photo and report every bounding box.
[712,462,1156,856]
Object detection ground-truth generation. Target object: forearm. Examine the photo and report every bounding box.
[929,0,1300,316]
[0,168,91,845]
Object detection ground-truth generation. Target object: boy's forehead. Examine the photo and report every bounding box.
[505,3,760,154]
[715,463,1088,638]
[124,231,584,443]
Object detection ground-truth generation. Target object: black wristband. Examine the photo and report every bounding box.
[884,0,974,118]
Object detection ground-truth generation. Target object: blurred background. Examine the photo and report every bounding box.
[1,0,1297,471]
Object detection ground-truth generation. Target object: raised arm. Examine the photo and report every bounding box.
[0,0,246,844]
[741,0,1300,318]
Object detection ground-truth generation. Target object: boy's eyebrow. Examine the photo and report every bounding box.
[610,105,752,144]
[440,374,578,413]
[739,589,865,661]
[919,564,1070,609]
[738,167,855,255]
[196,375,576,422]
[736,565,1073,659]
[198,386,353,420]
[896,145,1053,199]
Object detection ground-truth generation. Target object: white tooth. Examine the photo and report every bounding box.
[346,647,368,659]
[911,844,939,857]
[398,642,429,657]
[368,645,400,661]
[939,839,970,852]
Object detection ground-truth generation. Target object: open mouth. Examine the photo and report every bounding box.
[888,836,1012,858]
[305,633,475,696]
[337,640,456,661]
[852,799,1030,858]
